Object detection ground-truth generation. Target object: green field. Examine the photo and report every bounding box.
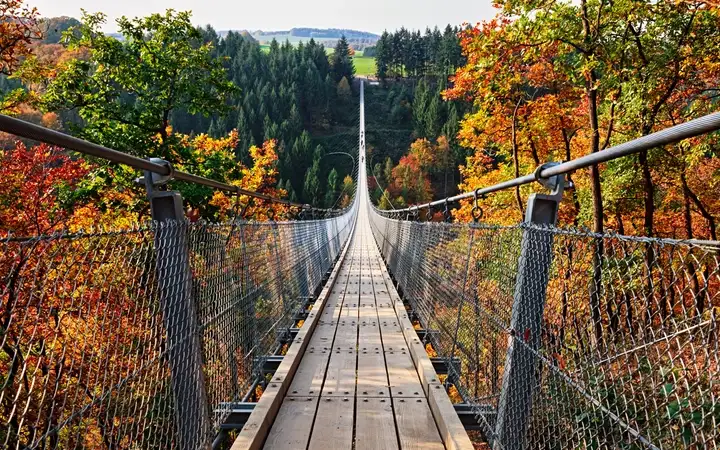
[258,44,375,76]
[352,55,376,77]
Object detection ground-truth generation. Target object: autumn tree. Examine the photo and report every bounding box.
[0,143,91,236]
[0,0,42,113]
[389,153,433,205]
[0,0,41,76]
[41,10,236,156]
[339,175,355,207]
[378,189,393,210]
[209,139,288,220]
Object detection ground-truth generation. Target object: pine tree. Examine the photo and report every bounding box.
[330,35,355,83]
[236,109,254,162]
[413,79,429,136]
[303,157,321,205]
[425,94,443,139]
[325,168,339,207]
[375,31,390,81]
[383,158,394,187]
[207,118,223,138]
[372,163,383,184]
[337,77,352,101]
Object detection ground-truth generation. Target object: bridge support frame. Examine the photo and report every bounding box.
[144,163,210,450]
[493,164,566,450]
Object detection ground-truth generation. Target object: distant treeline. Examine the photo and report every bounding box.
[254,27,378,39]
[373,26,464,80]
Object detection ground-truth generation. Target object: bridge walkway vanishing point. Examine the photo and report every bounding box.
[232,80,473,450]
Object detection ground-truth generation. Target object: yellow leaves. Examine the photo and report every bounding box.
[409,138,436,169]
[207,138,289,221]
[425,343,438,358]
[209,190,233,215]
[447,384,463,404]
[190,130,239,157]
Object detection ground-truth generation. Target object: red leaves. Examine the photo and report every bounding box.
[0,0,42,76]
[0,142,91,237]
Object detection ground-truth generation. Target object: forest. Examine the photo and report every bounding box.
[1,0,720,448]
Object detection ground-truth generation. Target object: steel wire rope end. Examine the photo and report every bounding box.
[471,189,484,223]
[443,199,452,223]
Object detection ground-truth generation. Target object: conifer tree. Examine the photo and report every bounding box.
[303,155,321,205]
[325,168,339,207]
[330,35,355,83]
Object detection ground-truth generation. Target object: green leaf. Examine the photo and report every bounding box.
[660,383,675,396]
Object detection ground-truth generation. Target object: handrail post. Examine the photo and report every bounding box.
[144,161,209,450]
[493,163,566,450]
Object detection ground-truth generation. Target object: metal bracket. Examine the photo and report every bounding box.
[533,162,567,199]
[136,158,175,195]
[525,162,569,226]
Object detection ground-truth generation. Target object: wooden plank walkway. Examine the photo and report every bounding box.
[233,202,474,450]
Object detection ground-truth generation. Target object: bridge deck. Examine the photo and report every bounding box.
[233,207,473,449]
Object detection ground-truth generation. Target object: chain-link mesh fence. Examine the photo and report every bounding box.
[1,207,355,449]
[368,208,720,449]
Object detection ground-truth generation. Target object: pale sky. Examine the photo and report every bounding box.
[27,0,497,34]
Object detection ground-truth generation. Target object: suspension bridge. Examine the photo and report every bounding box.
[1,81,719,450]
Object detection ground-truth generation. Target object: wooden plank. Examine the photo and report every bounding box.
[286,351,330,396]
[307,397,354,450]
[357,349,390,397]
[393,397,445,450]
[379,331,408,352]
[262,396,318,450]
[358,321,382,347]
[385,350,424,398]
[322,349,357,397]
[332,321,357,350]
[355,397,399,450]
[308,324,339,348]
[338,305,359,319]
[427,383,476,450]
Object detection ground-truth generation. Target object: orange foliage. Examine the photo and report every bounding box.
[389,153,433,205]
[446,6,720,239]
[209,139,289,221]
[0,0,41,76]
[0,142,91,237]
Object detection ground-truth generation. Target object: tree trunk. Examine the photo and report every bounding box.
[681,170,706,316]
[587,82,605,348]
[512,100,524,216]
[684,181,717,240]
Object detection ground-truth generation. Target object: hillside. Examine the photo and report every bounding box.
[254,27,378,39]
[251,27,379,50]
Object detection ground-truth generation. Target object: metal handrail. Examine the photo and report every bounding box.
[379,111,720,215]
[0,114,337,213]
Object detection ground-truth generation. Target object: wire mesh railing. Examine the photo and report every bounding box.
[368,209,720,449]
[0,94,361,449]
[1,208,356,449]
